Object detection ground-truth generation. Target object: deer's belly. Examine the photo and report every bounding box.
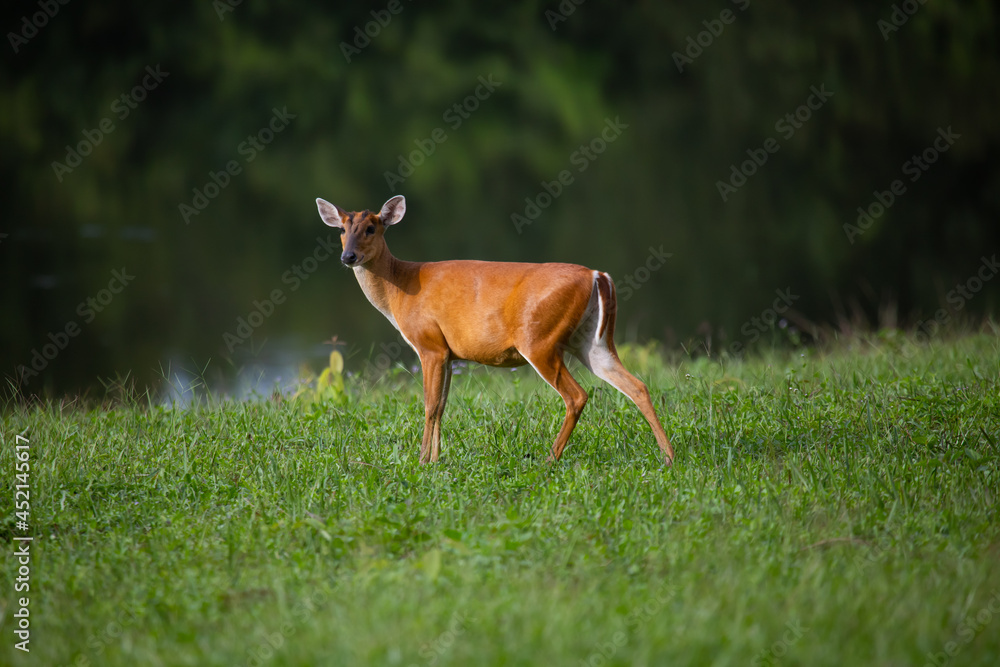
[451,344,527,368]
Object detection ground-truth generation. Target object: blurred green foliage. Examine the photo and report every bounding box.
[1,0,998,395]
[292,349,348,410]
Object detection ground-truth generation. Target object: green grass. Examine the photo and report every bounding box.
[2,334,999,666]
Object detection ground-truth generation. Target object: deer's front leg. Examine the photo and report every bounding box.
[418,350,451,463]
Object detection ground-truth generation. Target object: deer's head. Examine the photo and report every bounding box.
[316,195,406,267]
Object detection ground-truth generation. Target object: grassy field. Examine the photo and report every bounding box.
[1,334,999,666]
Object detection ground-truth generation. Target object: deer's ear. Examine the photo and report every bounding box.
[379,195,406,226]
[316,198,345,228]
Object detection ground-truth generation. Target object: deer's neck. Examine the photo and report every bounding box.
[353,249,406,332]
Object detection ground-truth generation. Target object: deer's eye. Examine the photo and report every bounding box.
[339,228,345,235]
[366,225,376,235]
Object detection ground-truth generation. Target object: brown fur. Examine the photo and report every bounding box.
[317,196,674,464]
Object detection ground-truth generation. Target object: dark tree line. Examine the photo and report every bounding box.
[1,0,998,395]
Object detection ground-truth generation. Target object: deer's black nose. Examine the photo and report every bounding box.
[341,251,358,266]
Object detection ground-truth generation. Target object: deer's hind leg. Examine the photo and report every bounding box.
[520,345,589,462]
[569,273,674,464]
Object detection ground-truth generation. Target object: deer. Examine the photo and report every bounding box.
[315,194,674,466]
